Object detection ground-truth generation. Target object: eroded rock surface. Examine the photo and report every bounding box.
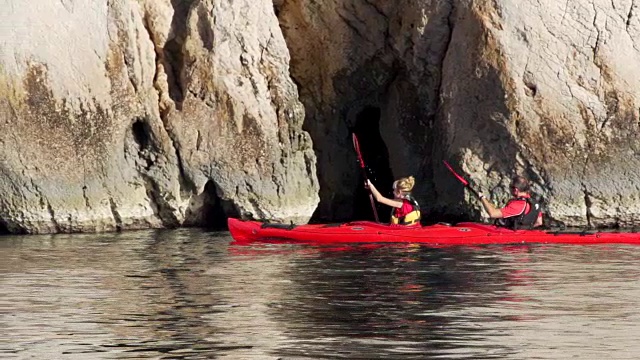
[1,0,638,233]
[439,0,640,227]
[0,0,318,233]
[276,0,455,221]
[277,0,640,227]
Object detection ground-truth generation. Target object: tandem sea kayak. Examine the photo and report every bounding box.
[227,218,640,246]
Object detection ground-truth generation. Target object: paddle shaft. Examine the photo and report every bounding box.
[443,160,480,198]
[352,134,380,223]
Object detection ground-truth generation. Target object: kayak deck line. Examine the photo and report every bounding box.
[227,218,640,246]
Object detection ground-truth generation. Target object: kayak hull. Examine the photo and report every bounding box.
[228,218,640,246]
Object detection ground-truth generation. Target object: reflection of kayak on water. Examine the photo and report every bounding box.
[228,218,640,246]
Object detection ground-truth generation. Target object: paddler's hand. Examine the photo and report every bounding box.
[468,186,484,199]
[365,179,381,201]
[365,179,379,193]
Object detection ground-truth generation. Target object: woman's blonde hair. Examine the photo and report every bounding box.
[393,176,415,194]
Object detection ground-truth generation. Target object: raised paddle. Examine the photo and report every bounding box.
[443,160,480,198]
[352,133,380,223]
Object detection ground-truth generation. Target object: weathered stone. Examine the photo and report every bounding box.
[277,0,640,227]
[0,0,318,233]
[154,0,319,225]
[438,0,640,227]
[1,0,638,232]
[276,0,452,221]
[0,0,179,234]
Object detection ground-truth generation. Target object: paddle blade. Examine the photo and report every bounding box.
[353,133,380,222]
[352,133,366,169]
[443,160,470,187]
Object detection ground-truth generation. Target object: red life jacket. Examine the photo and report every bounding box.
[390,195,421,226]
[501,197,542,229]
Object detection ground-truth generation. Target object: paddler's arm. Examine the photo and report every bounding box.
[477,192,503,218]
[366,180,403,208]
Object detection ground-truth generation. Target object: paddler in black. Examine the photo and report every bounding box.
[477,175,543,229]
[366,176,421,226]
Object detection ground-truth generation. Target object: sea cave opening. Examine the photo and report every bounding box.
[190,180,239,230]
[0,219,10,235]
[351,106,394,222]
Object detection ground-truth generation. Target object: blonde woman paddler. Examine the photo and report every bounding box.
[366,176,421,226]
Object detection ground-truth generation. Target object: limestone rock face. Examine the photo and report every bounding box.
[156,0,319,225]
[277,0,640,227]
[0,0,318,233]
[1,0,638,232]
[439,0,640,227]
[276,0,453,221]
[0,0,177,233]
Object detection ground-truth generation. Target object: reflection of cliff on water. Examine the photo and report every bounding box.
[7,231,640,358]
[229,243,537,358]
[2,229,289,358]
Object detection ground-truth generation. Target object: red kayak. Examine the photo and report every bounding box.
[228,218,640,246]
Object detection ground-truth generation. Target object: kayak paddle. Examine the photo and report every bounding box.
[352,133,380,223]
[443,160,480,198]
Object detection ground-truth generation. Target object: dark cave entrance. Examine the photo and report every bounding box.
[192,180,239,230]
[0,219,10,235]
[131,118,152,150]
[351,106,394,222]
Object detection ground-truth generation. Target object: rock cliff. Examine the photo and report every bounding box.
[276,0,640,227]
[0,0,318,233]
[1,0,638,233]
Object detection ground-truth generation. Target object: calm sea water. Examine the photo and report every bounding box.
[2,228,640,359]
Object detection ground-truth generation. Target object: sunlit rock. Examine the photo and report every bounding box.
[276,0,640,227]
[0,0,318,233]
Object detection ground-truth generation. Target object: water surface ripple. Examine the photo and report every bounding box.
[3,229,640,359]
